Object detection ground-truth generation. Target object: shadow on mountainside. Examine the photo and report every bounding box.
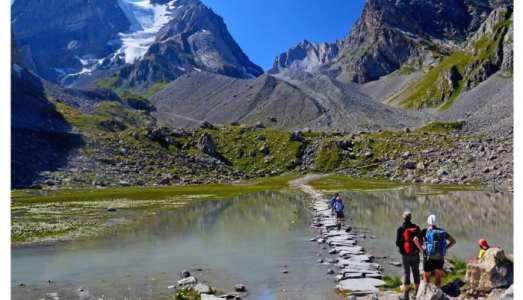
[11,70,85,189]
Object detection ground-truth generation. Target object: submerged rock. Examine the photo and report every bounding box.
[234,284,246,292]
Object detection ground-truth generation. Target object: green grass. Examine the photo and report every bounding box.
[382,275,402,289]
[315,142,344,172]
[11,176,301,243]
[12,176,299,204]
[144,80,167,97]
[416,121,464,134]
[92,74,121,91]
[389,18,512,111]
[175,288,201,300]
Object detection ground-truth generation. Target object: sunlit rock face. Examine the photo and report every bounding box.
[11,0,263,91]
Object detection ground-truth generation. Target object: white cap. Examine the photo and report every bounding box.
[427,215,437,226]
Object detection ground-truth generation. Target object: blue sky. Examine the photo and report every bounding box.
[11,0,366,71]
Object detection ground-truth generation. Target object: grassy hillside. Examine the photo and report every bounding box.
[387,17,512,111]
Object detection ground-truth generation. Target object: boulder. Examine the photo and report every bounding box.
[200,121,216,130]
[260,147,270,155]
[289,131,304,142]
[177,276,197,286]
[194,283,211,294]
[198,132,216,156]
[464,248,508,293]
[417,281,443,300]
[234,284,246,292]
[255,121,265,128]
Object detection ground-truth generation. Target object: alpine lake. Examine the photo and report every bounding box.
[11,175,513,300]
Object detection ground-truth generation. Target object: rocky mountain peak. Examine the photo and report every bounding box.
[12,0,262,92]
[270,0,506,84]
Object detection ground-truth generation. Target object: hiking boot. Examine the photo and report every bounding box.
[398,291,409,300]
[337,224,341,231]
[411,290,418,300]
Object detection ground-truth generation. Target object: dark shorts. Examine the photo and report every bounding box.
[336,211,344,219]
[423,257,444,272]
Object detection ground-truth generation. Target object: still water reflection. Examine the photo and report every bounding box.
[11,185,513,299]
[338,186,513,276]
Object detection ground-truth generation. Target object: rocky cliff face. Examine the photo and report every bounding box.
[271,0,503,84]
[105,0,263,95]
[268,40,342,81]
[12,0,262,93]
[11,30,23,70]
[11,0,131,84]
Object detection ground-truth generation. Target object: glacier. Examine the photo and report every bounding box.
[116,0,178,63]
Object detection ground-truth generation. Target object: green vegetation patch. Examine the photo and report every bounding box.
[144,80,167,98]
[11,176,299,243]
[382,275,402,289]
[175,288,201,300]
[389,18,511,111]
[416,121,464,134]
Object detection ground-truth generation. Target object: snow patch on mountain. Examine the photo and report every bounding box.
[116,0,176,63]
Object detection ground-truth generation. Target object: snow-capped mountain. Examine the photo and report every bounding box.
[11,0,263,91]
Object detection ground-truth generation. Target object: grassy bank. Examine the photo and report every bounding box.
[11,176,299,244]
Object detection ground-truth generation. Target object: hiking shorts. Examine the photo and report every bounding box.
[336,211,344,219]
[402,254,421,285]
[423,257,444,272]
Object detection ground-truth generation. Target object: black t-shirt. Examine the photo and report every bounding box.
[417,227,452,254]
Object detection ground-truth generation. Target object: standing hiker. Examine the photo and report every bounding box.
[333,196,345,230]
[329,193,343,210]
[396,211,421,300]
[413,215,457,288]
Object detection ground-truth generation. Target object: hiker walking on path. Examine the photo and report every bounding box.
[332,196,345,231]
[396,211,421,300]
[413,215,457,288]
[329,193,343,211]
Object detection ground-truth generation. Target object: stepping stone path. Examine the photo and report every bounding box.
[300,184,390,296]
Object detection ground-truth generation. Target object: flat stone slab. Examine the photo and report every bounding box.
[326,236,354,243]
[365,273,383,279]
[344,273,364,279]
[338,260,382,270]
[350,255,372,262]
[330,240,357,247]
[336,278,387,295]
[177,276,197,286]
[336,246,364,252]
[339,269,379,275]
[202,294,223,300]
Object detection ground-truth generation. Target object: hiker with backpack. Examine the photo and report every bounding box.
[396,211,421,300]
[413,215,457,288]
[330,193,343,210]
[332,196,345,231]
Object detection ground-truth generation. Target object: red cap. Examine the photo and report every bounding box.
[478,239,490,249]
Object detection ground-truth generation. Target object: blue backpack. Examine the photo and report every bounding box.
[425,228,447,260]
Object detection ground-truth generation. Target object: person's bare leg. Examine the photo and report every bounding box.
[403,285,410,293]
[415,283,419,291]
[434,269,443,288]
[423,271,431,283]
